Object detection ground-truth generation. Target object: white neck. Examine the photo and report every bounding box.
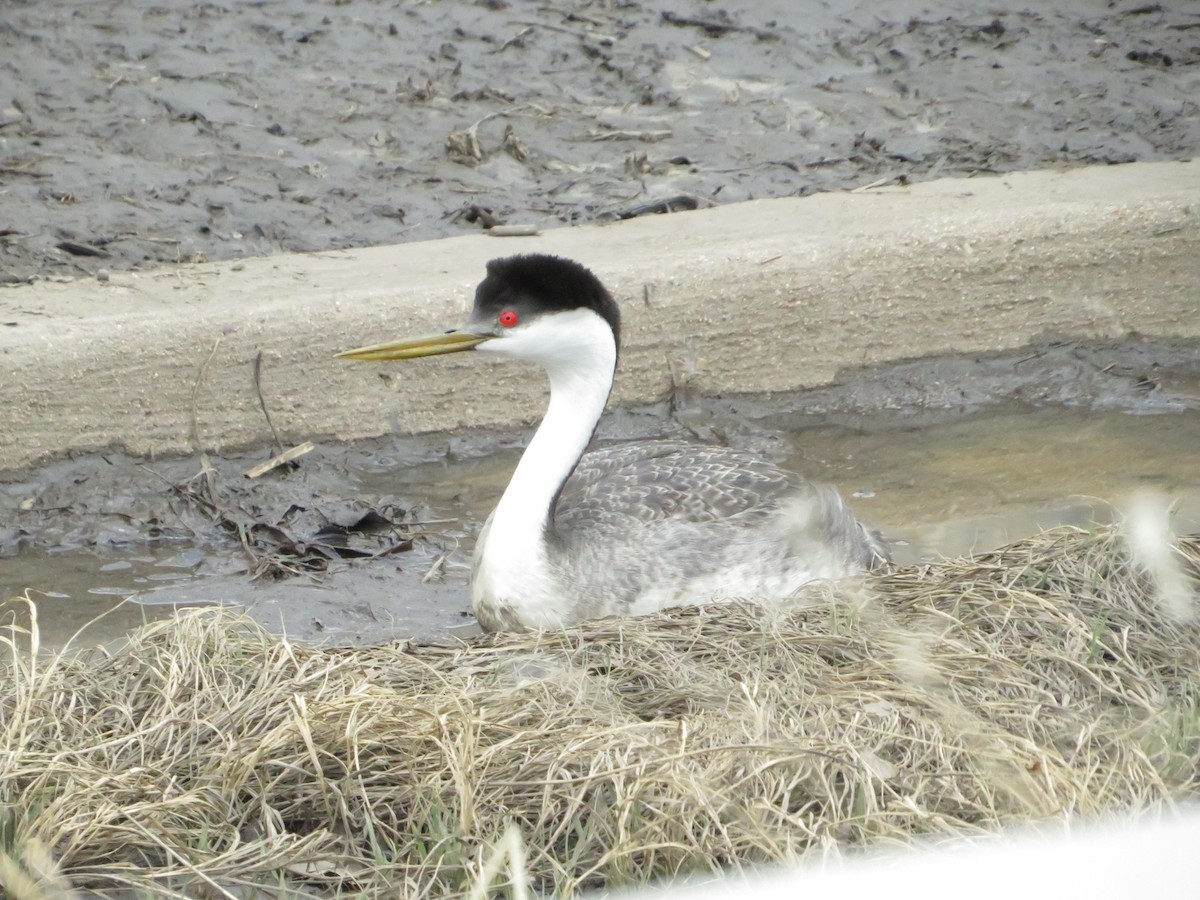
[470,308,617,628]
[485,308,616,541]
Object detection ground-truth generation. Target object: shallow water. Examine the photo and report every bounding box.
[389,403,1200,563]
[779,405,1200,560]
[4,399,1198,652]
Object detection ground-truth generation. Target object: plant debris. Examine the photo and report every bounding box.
[615,195,702,219]
[170,465,413,579]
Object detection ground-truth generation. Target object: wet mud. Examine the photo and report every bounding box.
[2,0,1197,281]
[3,336,1200,650]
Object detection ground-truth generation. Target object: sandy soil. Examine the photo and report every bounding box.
[2,0,1197,281]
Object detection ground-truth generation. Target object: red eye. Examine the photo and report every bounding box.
[498,309,519,328]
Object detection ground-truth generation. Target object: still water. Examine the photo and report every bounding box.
[3,403,1199,650]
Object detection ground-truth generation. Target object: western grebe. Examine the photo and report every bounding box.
[339,254,887,631]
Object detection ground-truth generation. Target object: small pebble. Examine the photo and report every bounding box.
[96,268,110,282]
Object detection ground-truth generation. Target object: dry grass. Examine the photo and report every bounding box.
[2,527,1198,898]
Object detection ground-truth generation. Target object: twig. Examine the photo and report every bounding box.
[616,195,700,219]
[422,551,450,584]
[488,224,539,237]
[252,350,285,454]
[495,25,533,52]
[244,442,315,479]
[588,128,672,142]
[510,19,616,44]
[850,176,899,192]
[660,10,778,41]
[189,336,223,455]
[55,240,109,258]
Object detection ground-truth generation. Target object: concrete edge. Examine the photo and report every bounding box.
[1,159,1198,475]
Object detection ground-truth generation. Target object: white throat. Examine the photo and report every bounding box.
[483,307,616,539]
[471,308,617,626]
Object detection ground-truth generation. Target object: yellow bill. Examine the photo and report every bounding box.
[336,330,491,361]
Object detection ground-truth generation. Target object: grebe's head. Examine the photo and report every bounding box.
[337,254,620,372]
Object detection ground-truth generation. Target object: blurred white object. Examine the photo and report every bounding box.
[1125,489,1197,624]
[616,811,1200,899]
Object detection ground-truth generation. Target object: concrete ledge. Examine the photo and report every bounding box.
[2,160,1197,475]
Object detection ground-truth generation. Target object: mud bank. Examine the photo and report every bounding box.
[2,160,1198,475]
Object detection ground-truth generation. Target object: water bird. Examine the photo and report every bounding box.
[339,254,887,631]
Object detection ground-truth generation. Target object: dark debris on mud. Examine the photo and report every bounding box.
[169,460,414,580]
[0,445,435,580]
[0,440,475,646]
[1,0,1197,281]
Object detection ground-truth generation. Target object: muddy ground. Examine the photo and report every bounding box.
[1,0,1197,282]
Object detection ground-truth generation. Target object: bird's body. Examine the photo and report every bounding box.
[340,254,887,632]
[472,440,883,631]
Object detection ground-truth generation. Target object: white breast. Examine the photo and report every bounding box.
[470,515,571,631]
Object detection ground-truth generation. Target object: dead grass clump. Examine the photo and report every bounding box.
[2,527,1198,897]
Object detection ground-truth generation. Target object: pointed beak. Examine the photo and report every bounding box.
[336,328,493,361]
